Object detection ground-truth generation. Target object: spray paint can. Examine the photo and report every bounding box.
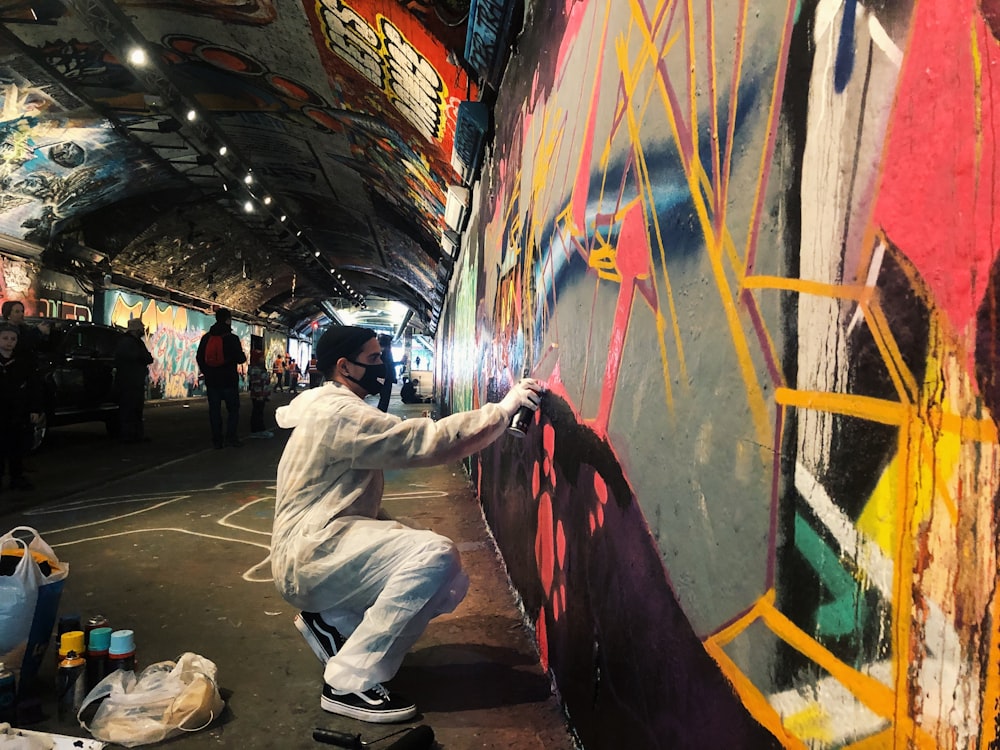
[0,661,16,725]
[84,614,110,642]
[507,404,535,437]
[55,614,81,668]
[57,631,85,673]
[107,630,136,672]
[86,627,112,690]
[56,650,86,722]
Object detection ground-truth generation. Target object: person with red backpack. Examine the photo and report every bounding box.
[196,308,247,448]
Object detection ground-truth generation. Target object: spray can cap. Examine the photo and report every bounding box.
[109,629,135,655]
[61,650,85,666]
[60,630,85,655]
[88,626,113,651]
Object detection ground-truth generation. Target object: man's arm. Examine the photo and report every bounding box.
[195,333,207,371]
[227,334,247,365]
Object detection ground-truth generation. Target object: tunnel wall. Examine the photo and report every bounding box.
[438,1,1000,748]
[0,255,302,398]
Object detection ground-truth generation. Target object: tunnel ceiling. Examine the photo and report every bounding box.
[0,0,502,332]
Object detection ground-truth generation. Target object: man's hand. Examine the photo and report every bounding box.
[498,378,544,419]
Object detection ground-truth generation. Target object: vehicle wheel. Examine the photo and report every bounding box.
[31,413,47,452]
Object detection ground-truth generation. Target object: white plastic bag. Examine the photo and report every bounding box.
[0,536,42,656]
[79,653,224,747]
[0,527,69,683]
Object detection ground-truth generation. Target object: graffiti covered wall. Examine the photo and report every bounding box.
[107,290,252,398]
[441,0,1000,747]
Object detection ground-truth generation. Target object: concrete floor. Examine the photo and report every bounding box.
[0,390,576,750]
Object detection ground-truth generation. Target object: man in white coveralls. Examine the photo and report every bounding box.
[270,325,544,722]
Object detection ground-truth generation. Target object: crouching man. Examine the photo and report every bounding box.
[270,325,542,722]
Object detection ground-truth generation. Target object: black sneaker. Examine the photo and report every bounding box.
[321,683,416,723]
[294,612,346,663]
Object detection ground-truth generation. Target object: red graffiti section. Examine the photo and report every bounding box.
[875,0,1000,344]
[309,0,477,158]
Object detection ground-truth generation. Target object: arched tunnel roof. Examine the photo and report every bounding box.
[0,0,510,334]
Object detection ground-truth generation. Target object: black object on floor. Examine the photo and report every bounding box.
[312,724,434,750]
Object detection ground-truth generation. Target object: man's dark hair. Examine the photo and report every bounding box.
[1,300,23,319]
[0,322,18,336]
[316,326,377,378]
[215,307,232,323]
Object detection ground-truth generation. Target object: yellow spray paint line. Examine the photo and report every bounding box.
[741,0,798,279]
[702,637,805,748]
[972,23,1000,747]
[937,409,998,444]
[775,388,908,427]
[624,5,771,443]
[705,0,722,229]
[742,274,870,301]
[614,27,687,404]
[759,601,894,725]
[890,421,920,750]
[859,301,919,405]
[684,0,700,204]
[705,594,938,747]
[972,19,983,182]
[917,435,957,524]
[719,0,750,251]
[707,588,776,647]
[981,579,1000,750]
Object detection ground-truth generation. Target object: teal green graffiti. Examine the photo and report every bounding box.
[794,513,869,638]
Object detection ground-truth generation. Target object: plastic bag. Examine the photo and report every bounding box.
[79,653,224,747]
[0,537,41,656]
[0,527,68,681]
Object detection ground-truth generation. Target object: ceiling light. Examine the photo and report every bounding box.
[127,47,147,66]
[263,196,272,205]
[244,174,253,185]
[243,200,254,212]
[186,109,197,121]
[314,251,320,257]
[280,215,286,222]
[218,145,228,156]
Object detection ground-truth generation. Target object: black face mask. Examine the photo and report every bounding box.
[347,360,386,395]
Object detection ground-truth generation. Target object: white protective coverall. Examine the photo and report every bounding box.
[272,381,511,692]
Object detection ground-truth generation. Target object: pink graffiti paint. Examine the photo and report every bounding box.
[875,0,1000,349]
[536,491,555,594]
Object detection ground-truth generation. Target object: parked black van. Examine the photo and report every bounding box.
[26,319,124,449]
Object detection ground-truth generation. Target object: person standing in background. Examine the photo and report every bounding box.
[196,308,247,449]
[248,349,273,439]
[272,353,285,392]
[0,323,43,490]
[288,358,301,394]
[376,334,396,412]
[1,300,49,362]
[307,355,322,388]
[114,318,154,443]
